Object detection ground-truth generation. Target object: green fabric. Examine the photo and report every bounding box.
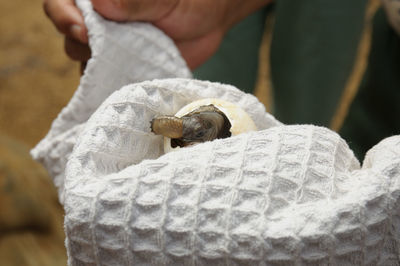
[193,9,268,94]
[270,0,367,126]
[340,8,400,160]
[192,2,400,160]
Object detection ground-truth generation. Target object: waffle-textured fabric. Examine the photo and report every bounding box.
[63,80,400,266]
[31,0,191,201]
[31,0,400,265]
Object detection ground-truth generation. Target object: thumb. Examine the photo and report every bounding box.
[91,0,178,21]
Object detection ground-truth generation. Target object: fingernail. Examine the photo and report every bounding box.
[70,24,88,44]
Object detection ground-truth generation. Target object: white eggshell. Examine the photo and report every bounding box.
[164,98,257,153]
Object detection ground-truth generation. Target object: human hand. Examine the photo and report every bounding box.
[91,0,273,69]
[43,0,91,64]
[43,0,272,69]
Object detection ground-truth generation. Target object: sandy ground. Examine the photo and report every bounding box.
[0,0,79,146]
[0,0,80,264]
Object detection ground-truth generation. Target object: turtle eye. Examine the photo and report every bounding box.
[195,130,205,139]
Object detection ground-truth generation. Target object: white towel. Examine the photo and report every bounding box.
[32,0,400,265]
[31,0,191,201]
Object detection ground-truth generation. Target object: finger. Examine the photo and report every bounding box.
[91,0,178,22]
[175,29,223,70]
[64,37,91,61]
[43,0,88,43]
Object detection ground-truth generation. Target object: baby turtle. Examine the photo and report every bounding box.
[151,104,232,147]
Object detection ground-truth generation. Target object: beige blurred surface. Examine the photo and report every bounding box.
[0,136,67,266]
[0,0,79,146]
[0,0,80,265]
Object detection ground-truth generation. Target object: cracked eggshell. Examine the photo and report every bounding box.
[164,98,257,153]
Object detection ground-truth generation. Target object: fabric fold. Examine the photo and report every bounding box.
[31,0,191,201]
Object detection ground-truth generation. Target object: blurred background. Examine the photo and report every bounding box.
[0,0,78,265]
